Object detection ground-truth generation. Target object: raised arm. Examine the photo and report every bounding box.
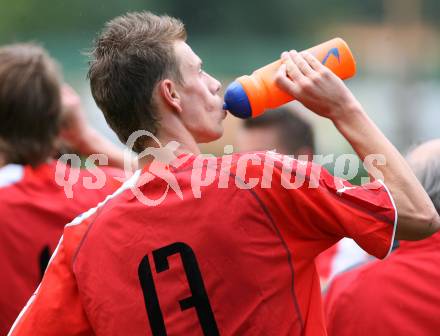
[59,84,137,170]
[275,50,440,240]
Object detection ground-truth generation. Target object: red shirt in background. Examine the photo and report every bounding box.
[9,153,396,336]
[325,233,440,336]
[0,161,122,335]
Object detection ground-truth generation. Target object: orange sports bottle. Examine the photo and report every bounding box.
[223,37,356,119]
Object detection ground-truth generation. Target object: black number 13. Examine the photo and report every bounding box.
[138,242,219,336]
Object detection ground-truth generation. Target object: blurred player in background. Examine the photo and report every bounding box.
[8,12,440,336]
[236,107,370,289]
[325,139,440,335]
[236,106,315,159]
[0,43,131,335]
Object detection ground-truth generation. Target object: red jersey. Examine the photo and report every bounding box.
[0,161,122,335]
[325,233,440,336]
[9,152,396,336]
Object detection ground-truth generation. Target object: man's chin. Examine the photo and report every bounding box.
[196,127,224,144]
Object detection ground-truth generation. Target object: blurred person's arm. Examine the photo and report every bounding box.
[59,84,137,170]
[275,50,440,240]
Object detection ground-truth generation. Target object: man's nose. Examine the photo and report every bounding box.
[209,74,222,94]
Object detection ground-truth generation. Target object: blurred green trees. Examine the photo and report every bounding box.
[0,0,437,78]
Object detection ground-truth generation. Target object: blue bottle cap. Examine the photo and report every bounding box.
[223,81,252,119]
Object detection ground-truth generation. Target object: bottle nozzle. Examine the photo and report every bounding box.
[223,81,252,119]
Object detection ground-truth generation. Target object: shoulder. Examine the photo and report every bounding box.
[64,170,142,262]
[49,160,125,201]
[225,151,313,179]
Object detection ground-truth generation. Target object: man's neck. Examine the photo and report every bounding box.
[137,113,201,170]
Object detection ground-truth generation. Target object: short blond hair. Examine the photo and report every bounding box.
[88,12,187,152]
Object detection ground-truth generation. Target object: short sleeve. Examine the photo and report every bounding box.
[252,153,397,259]
[312,164,397,259]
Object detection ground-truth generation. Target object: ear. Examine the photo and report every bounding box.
[158,79,182,113]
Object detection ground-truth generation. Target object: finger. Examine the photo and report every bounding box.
[290,50,314,76]
[275,63,299,97]
[281,51,303,81]
[301,51,325,72]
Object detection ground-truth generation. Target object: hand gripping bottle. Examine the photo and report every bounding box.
[223,37,356,119]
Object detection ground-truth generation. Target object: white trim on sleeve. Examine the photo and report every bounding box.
[377,179,398,258]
